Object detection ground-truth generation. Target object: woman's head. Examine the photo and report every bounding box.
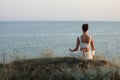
[82,23,88,32]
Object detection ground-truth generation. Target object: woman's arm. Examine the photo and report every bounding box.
[69,37,80,52]
[91,37,95,51]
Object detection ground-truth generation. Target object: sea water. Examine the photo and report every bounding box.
[0,21,120,62]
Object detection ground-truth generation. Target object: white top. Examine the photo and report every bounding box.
[80,36,91,48]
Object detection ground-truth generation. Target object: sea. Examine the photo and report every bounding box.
[0,21,120,63]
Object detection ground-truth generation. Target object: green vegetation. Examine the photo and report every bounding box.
[0,56,120,80]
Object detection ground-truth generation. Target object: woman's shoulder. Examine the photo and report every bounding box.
[80,34,83,37]
[89,36,94,42]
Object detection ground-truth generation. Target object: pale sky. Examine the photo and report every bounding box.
[0,0,120,21]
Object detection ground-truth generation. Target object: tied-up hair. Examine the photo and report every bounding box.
[82,24,88,32]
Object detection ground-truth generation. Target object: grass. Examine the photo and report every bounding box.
[0,56,120,80]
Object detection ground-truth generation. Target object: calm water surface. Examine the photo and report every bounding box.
[0,21,120,62]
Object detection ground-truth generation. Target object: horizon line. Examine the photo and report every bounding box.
[0,20,120,22]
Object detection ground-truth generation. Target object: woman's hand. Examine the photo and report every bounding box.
[69,48,73,52]
[69,37,80,53]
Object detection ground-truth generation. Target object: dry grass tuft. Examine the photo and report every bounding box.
[0,56,120,80]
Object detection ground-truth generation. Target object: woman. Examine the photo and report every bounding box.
[69,23,95,59]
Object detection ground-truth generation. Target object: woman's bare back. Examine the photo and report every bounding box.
[80,34,91,52]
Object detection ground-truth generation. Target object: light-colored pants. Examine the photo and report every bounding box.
[69,51,95,60]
